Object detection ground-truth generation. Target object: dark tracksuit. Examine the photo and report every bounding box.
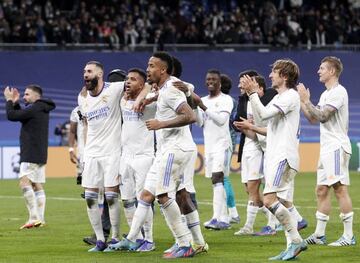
[6,98,56,164]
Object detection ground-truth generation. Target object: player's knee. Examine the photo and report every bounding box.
[333,184,349,199]
[263,195,276,208]
[85,191,98,208]
[140,189,155,203]
[211,172,224,184]
[316,185,329,199]
[19,177,30,189]
[190,192,198,209]
[123,198,137,208]
[105,191,119,206]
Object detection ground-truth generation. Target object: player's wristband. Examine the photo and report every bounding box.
[68,147,74,152]
[248,91,257,97]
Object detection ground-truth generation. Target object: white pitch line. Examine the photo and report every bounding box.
[1,195,360,211]
[0,195,83,201]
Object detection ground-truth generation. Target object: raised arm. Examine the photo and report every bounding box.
[242,75,280,121]
[133,82,152,112]
[4,87,36,121]
[196,96,231,126]
[173,81,196,109]
[297,83,335,124]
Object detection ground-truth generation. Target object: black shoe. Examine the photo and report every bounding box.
[83,234,97,245]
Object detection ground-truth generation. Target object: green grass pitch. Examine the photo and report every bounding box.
[0,173,359,262]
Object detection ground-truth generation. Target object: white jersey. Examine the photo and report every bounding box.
[156,76,196,152]
[121,98,156,156]
[80,81,124,157]
[244,103,262,152]
[70,106,85,156]
[317,84,351,154]
[201,93,233,154]
[266,89,300,171]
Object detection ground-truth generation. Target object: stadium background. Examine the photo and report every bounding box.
[0,0,359,177]
[0,50,359,178]
[0,1,359,263]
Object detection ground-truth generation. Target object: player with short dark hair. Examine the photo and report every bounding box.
[4,84,55,229]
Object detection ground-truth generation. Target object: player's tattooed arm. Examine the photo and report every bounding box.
[145,102,196,130]
[297,82,336,123]
[303,101,336,123]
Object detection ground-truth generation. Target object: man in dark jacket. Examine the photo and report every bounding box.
[4,84,55,229]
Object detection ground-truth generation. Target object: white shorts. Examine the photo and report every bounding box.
[82,153,121,188]
[119,154,154,200]
[317,148,350,186]
[143,157,158,196]
[182,150,197,193]
[241,149,264,183]
[19,162,46,183]
[155,147,194,196]
[205,148,231,178]
[263,159,296,203]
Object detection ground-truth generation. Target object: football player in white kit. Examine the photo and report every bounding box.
[171,56,199,208]
[241,59,307,260]
[80,61,124,252]
[298,56,355,246]
[233,74,275,236]
[196,69,233,230]
[69,105,85,184]
[108,52,199,259]
[219,74,240,224]
[167,56,209,255]
[118,68,157,252]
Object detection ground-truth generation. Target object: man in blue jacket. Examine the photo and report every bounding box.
[4,84,55,229]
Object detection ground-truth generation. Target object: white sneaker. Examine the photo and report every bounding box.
[328,235,356,246]
[234,226,253,236]
[305,233,327,245]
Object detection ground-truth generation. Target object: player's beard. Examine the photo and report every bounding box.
[85,76,98,91]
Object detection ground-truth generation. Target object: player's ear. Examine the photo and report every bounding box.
[98,70,103,78]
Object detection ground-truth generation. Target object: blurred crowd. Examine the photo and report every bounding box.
[0,0,359,49]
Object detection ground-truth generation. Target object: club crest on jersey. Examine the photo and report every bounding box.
[101,95,109,103]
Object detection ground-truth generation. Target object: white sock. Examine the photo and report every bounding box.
[288,205,303,222]
[105,191,120,240]
[123,199,136,227]
[260,206,278,229]
[220,195,229,223]
[144,207,154,242]
[161,205,178,242]
[314,211,329,237]
[287,205,301,243]
[285,228,291,247]
[162,199,191,247]
[22,186,39,222]
[185,210,205,245]
[85,190,105,242]
[244,201,259,229]
[35,190,46,223]
[127,200,151,242]
[213,183,225,220]
[269,201,302,243]
[123,199,143,240]
[123,205,136,228]
[228,207,239,218]
[340,212,354,240]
